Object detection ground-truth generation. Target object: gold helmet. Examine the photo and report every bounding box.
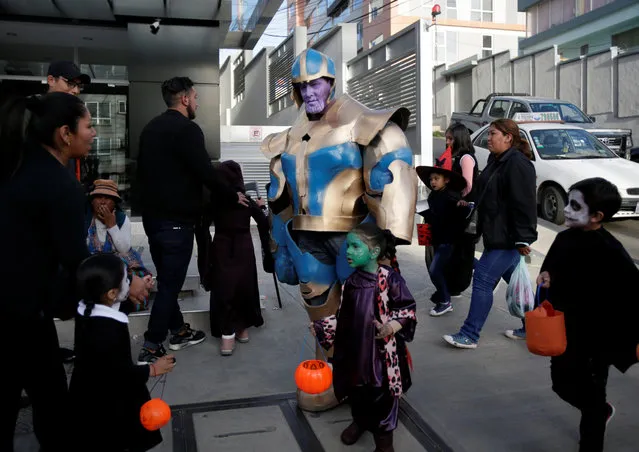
[291,48,336,107]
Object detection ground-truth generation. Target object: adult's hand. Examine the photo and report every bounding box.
[517,245,531,256]
[151,355,176,376]
[98,205,117,228]
[129,274,150,305]
[256,197,266,209]
[237,192,249,207]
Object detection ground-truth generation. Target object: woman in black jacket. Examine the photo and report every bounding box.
[0,93,149,451]
[443,118,538,349]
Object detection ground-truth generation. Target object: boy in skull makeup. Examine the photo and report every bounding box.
[536,177,639,452]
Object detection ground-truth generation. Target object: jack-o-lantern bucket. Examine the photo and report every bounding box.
[295,359,333,394]
[417,223,432,246]
[140,398,171,431]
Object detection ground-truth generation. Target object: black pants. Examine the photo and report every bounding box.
[551,348,610,452]
[349,386,399,433]
[143,219,194,345]
[1,314,69,451]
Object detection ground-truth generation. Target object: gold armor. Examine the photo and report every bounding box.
[262,94,417,242]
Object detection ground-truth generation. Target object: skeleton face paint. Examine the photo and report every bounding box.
[300,78,332,115]
[564,190,591,228]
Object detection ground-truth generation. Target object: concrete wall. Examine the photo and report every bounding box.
[219,56,233,126]
[434,45,639,136]
[230,49,270,126]
[512,56,532,94]
[558,59,582,107]
[533,48,556,98]
[494,51,512,92]
[617,51,639,119]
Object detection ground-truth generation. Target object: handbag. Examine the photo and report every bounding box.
[464,163,501,237]
[525,285,567,357]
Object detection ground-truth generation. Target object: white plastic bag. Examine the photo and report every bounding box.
[506,256,535,319]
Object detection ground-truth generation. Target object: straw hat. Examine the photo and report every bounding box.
[89,179,121,201]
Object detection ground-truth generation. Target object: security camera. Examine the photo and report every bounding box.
[150,19,160,35]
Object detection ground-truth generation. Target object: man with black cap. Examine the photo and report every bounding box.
[46,60,91,96]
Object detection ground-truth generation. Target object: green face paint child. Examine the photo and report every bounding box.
[345,231,381,274]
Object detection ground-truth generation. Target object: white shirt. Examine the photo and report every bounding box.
[89,216,131,254]
[77,301,128,324]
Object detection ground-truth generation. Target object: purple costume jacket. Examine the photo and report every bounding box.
[315,265,417,402]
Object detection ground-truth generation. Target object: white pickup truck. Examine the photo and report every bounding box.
[451,93,634,159]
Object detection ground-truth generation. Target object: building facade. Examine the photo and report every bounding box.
[287,0,525,64]
[519,0,639,60]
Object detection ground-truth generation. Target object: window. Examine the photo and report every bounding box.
[537,0,550,33]
[356,20,364,50]
[474,128,490,148]
[530,129,616,160]
[470,0,493,22]
[92,137,114,156]
[550,0,563,27]
[352,0,363,10]
[488,100,511,118]
[288,2,295,19]
[446,0,457,19]
[575,0,591,17]
[526,7,537,35]
[370,34,383,48]
[482,35,493,58]
[369,0,383,22]
[508,102,529,118]
[317,21,332,40]
[85,101,111,126]
[118,101,126,114]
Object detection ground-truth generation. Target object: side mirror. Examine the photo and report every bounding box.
[589,116,596,122]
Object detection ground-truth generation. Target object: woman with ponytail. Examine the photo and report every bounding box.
[71,254,175,452]
[0,93,150,451]
[311,223,416,452]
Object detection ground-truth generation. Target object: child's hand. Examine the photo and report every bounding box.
[457,200,469,207]
[374,320,395,339]
[536,271,551,288]
[151,355,176,376]
[143,275,154,290]
[309,322,316,337]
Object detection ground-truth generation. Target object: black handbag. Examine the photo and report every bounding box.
[464,163,501,238]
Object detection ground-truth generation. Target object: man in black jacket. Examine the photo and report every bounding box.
[136,77,247,364]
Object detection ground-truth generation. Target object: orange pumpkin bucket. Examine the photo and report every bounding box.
[140,398,171,431]
[525,298,567,357]
[295,359,333,394]
[417,223,432,246]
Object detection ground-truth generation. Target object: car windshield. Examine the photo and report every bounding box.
[530,129,618,160]
[529,102,590,123]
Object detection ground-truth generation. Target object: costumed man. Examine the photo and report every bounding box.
[261,48,418,411]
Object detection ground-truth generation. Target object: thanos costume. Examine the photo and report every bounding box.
[261,48,417,411]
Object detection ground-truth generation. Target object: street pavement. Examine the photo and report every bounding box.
[14,218,639,452]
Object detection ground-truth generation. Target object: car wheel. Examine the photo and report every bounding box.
[541,186,566,225]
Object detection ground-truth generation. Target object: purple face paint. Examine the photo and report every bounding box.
[300,78,332,115]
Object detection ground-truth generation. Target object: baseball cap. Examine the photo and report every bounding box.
[47,61,91,84]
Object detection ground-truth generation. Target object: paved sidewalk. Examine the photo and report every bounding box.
[14,223,639,451]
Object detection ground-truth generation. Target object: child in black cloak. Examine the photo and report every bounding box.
[416,165,468,317]
[536,177,639,452]
[70,254,176,452]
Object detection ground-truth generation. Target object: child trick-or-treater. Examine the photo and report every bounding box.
[536,178,639,452]
[312,223,417,452]
[416,165,468,317]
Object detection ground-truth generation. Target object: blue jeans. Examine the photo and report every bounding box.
[460,248,520,342]
[429,244,454,304]
[143,219,194,345]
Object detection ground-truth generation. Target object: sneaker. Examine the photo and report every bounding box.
[605,402,615,429]
[169,323,206,351]
[220,335,235,356]
[236,329,249,343]
[504,328,526,340]
[443,333,478,349]
[430,302,453,317]
[137,344,167,365]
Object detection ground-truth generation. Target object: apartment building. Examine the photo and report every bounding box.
[519,0,639,60]
[287,0,525,64]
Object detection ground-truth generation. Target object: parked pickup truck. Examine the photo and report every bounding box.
[450,93,634,159]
